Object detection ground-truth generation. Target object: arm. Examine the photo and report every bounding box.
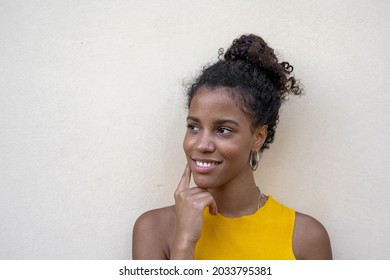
[171,165,217,259]
[293,212,333,260]
[132,210,169,260]
[132,165,217,260]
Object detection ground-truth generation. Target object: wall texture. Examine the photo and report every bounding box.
[1,0,389,259]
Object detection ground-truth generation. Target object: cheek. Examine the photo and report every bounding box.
[225,148,248,164]
[219,139,251,160]
[182,133,192,156]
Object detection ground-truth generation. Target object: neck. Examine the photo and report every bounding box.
[207,172,260,218]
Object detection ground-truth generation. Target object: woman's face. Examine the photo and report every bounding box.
[183,87,265,189]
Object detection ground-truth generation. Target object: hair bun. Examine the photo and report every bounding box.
[224,34,276,67]
[224,34,302,98]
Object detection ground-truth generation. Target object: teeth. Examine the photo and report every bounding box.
[196,161,218,167]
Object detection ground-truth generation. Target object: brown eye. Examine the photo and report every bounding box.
[217,127,233,134]
[186,124,200,132]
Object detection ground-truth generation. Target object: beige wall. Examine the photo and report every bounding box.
[1,0,389,259]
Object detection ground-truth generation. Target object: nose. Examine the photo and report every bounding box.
[195,131,216,153]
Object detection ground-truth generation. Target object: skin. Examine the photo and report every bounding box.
[132,87,332,260]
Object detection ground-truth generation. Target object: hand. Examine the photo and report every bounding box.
[173,165,218,247]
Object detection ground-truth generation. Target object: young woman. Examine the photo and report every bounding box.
[132,34,332,260]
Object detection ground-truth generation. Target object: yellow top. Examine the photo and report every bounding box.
[194,196,296,260]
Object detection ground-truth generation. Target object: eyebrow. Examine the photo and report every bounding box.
[186,116,240,127]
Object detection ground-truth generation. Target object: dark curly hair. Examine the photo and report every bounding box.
[186,34,303,152]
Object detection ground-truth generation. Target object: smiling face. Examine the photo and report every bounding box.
[183,87,266,189]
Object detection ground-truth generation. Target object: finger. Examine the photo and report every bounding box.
[186,188,218,216]
[175,164,191,192]
[175,187,209,205]
[195,195,218,216]
[186,187,208,195]
[208,199,218,216]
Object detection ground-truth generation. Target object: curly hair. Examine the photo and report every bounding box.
[186,34,303,152]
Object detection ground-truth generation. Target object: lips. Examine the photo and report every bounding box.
[192,159,221,173]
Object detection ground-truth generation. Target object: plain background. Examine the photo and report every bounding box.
[1,0,389,259]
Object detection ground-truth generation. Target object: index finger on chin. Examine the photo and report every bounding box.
[176,164,191,191]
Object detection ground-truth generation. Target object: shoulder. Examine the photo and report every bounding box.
[293,212,333,260]
[134,205,175,230]
[132,205,176,259]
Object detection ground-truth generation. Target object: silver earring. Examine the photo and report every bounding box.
[250,151,260,171]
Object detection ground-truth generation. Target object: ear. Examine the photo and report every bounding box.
[252,125,268,152]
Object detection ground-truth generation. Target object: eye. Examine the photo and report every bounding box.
[186,124,200,132]
[217,127,233,134]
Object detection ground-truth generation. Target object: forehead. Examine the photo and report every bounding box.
[188,87,249,124]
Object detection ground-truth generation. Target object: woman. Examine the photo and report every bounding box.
[132,34,332,260]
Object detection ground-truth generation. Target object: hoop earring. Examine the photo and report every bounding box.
[250,151,260,171]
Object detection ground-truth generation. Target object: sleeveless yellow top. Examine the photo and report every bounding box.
[194,196,296,260]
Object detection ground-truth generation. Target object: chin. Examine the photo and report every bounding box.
[193,176,218,189]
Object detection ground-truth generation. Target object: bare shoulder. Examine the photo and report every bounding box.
[132,205,176,260]
[134,205,176,230]
[293,212,332,260]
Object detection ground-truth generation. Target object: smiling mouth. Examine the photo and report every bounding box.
[194,160,221,167]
